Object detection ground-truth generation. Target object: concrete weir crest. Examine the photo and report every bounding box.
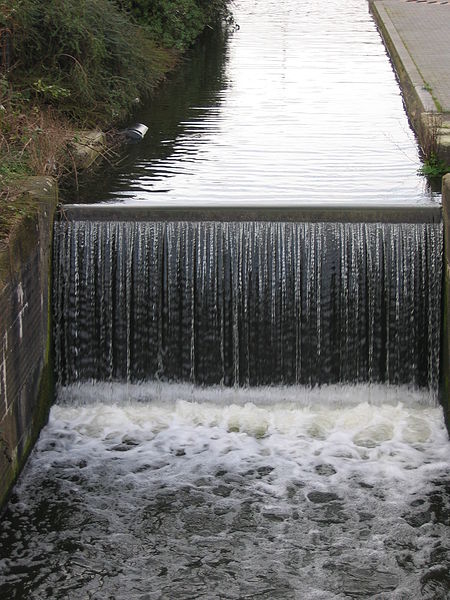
[60,202,442,223]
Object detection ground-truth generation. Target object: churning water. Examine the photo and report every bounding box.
[1,385,449,598]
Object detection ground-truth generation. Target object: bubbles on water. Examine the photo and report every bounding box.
[1,383,449,598]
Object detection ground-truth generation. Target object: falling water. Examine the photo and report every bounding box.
[53,220,443,395]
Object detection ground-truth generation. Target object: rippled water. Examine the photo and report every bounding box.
[1,385,449,599]
[74,0,438,206]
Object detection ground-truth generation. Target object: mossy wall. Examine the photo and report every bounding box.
[442,174,450,431]
[0,177,57,510]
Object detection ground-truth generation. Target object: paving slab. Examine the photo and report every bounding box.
[375,0,450,111]
[371,0,450,161]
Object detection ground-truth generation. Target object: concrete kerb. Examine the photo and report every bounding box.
[369,1,450,165]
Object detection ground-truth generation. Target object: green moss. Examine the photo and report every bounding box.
[0,187,38,240]
[442,268,450,434]
[0,183,56,511]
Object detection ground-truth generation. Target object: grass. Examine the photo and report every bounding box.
[0,100,79,240]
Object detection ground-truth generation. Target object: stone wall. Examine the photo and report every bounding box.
[0,177,57,509]
[442,174,450,430]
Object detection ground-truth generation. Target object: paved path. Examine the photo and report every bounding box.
[374,0,450,112]
[371,0,450,158]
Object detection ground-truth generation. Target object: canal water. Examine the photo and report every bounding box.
[1,0,449,598]
[72,0,438,206]
[0,386,449,598]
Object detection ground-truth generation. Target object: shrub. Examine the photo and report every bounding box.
[0,0,230,239]
[3,0,177,121]
[114,0,232,49]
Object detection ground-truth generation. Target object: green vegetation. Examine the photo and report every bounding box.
[3,0,179,121]
[418,114,450,179]
[419,154,450,178]
[114,0,232,49]
[0,0,230,240]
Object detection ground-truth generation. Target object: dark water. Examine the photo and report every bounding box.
[53,220,443,391]
[1,388,449,599]
[70,0,438,207]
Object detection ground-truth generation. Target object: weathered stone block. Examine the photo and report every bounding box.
[442,174,450,432]
[0,177,57,509]
[70,130,106,170]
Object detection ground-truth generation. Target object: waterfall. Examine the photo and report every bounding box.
[53,220,443,392]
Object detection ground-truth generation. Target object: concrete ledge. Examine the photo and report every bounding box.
[0,176,57,510]
[370,1,435,114]
[60,203,442,224]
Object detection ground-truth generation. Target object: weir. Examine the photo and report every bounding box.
[3,0,450,594]
[61,203,442,223]
[53,211,443,395]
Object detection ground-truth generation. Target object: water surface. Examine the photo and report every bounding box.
[0,385,449,599]
[73,0,437,206]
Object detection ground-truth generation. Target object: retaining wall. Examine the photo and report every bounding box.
[0,177,57,509]
[442,174,450,429]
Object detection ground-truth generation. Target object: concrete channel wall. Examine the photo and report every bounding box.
[0,177,57,509]
[442,174,450,429]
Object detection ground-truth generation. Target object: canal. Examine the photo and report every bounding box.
[1,0,449,598]
[73,0,438,207]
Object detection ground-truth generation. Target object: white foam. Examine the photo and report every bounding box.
[57,380,437,408]
[52,382,448,498]
[2,382,448,598]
